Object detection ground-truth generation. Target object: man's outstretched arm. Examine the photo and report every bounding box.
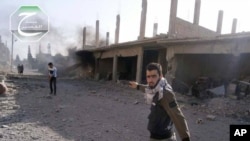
[160,89,190,141]
[129,81,147,93]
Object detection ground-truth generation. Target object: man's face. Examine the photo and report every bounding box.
[146,70,160,87]
[49,64,53,68]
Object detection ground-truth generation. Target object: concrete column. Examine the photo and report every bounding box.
[106,32,109,46]
[136,47,143,83]
[0,35,2,43]
[96,20,99,47]
[153,23,158,37]
[158,49,167,75]
[168,0,178,36]
[216,10,223,34]
[39,43,41,54]
[112,55,118,82]
[94,58,99,80]
[139,0,147,40]
[231,18,237,34]
[82,27,86,49]
[193,0,201,25]
[47,43,51,55]
[115,14,120,44]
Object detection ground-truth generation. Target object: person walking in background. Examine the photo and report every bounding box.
[20,64,24,75]
[17,64,21,74]
[129,62,190,141]
[48,62,57,95]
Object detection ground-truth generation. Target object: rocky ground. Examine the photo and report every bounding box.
[0,73,250,141]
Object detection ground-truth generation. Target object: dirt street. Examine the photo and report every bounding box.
[0,75,250,141]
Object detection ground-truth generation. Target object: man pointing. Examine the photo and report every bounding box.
[129,62,190,141]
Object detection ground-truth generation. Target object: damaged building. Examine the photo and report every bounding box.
[78,0,250,95]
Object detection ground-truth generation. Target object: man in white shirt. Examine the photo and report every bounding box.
[48,62,57,95]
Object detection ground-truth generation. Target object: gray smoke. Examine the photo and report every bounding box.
[34,24,106,78]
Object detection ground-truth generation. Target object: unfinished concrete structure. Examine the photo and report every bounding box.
[79,0,250,88]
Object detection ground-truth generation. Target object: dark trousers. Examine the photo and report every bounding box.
[50,77,56,94]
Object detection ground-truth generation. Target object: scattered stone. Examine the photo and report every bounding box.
[0,132,3,138]
[90,90,96,94]
[46,95,52,99]
[12,105,20,110]
[23,131,30,135]
[206,115,216,121]
[68,118,74,122]
[58,105,66,109]
[134,100,139,105]
[30,135,40,140]
[191,102,198,106]
[201,104,206,108]
[1,125,9,128]
[196,118,203,124]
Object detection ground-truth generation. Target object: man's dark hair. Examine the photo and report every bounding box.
[48,62,53,66]
[146,62,162,76]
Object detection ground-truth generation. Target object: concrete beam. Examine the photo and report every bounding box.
[231,18,237,34]
[216,10,223,34]
[168,0,178,36]
[139,0,147,40]
[115,14,120,44]
[112,55,118,82]
[193,0,201,25]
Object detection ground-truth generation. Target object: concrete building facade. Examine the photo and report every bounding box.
[79,0,250,87]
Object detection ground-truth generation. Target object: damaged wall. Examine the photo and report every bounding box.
[93,46,142,81]
[166,37,250,85]
[174,54,237,85]
[96,56,138,81]
[117,56,137,80]
[97,58,113,80]
[174,53,250,86]
[166,37,250,59]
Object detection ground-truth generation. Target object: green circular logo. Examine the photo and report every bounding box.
[10,6,49,42]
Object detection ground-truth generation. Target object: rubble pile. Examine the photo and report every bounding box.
[192,97,250,120]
